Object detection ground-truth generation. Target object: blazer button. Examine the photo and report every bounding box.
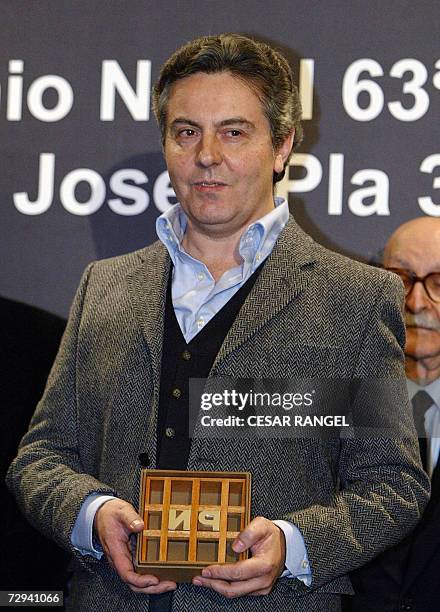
[138,453,149,467]
[165,427,175,438]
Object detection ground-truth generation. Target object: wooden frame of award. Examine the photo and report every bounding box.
[135,469,251,582]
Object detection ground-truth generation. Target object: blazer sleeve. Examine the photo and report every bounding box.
[283,271,430,590]
[6,263,118,565]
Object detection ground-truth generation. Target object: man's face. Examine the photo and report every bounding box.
[163,71,291,238]
[384,220,440,384]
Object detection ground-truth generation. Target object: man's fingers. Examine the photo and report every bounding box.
[113,551,175,592]
[102,529,152,588]
[103,527,175,591]
[192,575,270,598]
[112,545,160,589]
[94,497,176,593]
[192,516,284,598]
[129,581,177,594]
[249,588,272,596]
[201,557,271,582]
[107,537,144,584]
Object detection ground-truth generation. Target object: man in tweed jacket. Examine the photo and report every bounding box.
[7,34,429,612]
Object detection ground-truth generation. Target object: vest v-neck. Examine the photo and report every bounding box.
[156,261,265,470]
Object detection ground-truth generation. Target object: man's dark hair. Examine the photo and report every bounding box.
[152,33,303,183]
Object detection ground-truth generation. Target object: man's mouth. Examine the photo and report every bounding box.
[193,180,227,190]
[405,318,440,332]
[405,311,440,329]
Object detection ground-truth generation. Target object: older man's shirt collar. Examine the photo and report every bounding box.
[407,377,440,477]
[407,377,440,409]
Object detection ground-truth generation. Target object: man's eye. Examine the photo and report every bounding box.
[179,129,196,137]
[227,130,242,137]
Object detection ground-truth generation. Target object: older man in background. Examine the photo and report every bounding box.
[347,216,440,611]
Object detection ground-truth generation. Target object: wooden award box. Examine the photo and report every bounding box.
[135,469,251,582]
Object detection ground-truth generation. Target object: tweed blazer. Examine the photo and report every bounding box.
[7,216,429,612]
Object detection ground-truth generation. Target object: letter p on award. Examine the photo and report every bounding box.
[135,469,251,582]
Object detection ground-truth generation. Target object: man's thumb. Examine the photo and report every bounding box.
[128,516,144,531]
[120,504,144,532]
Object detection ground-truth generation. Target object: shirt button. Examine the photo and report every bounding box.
[182,350,191,361]
[172,388,182,399]
[196,318,205,329]
[165,427,175,438]
[301,559,309,569]
[197,272,205,281]
[255,252,262,261]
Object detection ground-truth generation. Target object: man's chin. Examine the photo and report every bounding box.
[405,350,440,385]
[406,367,440,386]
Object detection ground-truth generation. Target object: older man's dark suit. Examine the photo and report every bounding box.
[7,217,429,612]
[344,444,440,611]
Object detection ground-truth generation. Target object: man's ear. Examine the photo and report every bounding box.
[274,130,295,174]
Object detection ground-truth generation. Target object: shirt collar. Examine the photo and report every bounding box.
[407,376,440,408]
[156,197,289,266]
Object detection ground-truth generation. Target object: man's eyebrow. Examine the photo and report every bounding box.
[218,118,255,129]
[169,117,256,129]
[170,117,201,129]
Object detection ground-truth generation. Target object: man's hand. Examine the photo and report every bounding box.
[94,498,177,594]
[192,516,286,598]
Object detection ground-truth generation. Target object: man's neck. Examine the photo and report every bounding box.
[181,226,244,282]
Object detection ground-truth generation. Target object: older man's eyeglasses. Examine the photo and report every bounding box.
[386,268,440,303]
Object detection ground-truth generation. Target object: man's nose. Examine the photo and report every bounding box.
[196,134,222,167]
[405,280,431,313]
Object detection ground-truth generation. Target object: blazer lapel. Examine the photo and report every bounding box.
[211,216,317,373]
[125,241,171,464]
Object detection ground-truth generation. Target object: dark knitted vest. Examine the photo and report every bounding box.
[149,263,265,611]
[156,262,264,469]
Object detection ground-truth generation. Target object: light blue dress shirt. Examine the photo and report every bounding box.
[156,197,289,342]
[71,197,311,585]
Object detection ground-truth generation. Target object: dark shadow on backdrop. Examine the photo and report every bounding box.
[246,34,335,254]
[0,297,69,596]
[92,151,172,259]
